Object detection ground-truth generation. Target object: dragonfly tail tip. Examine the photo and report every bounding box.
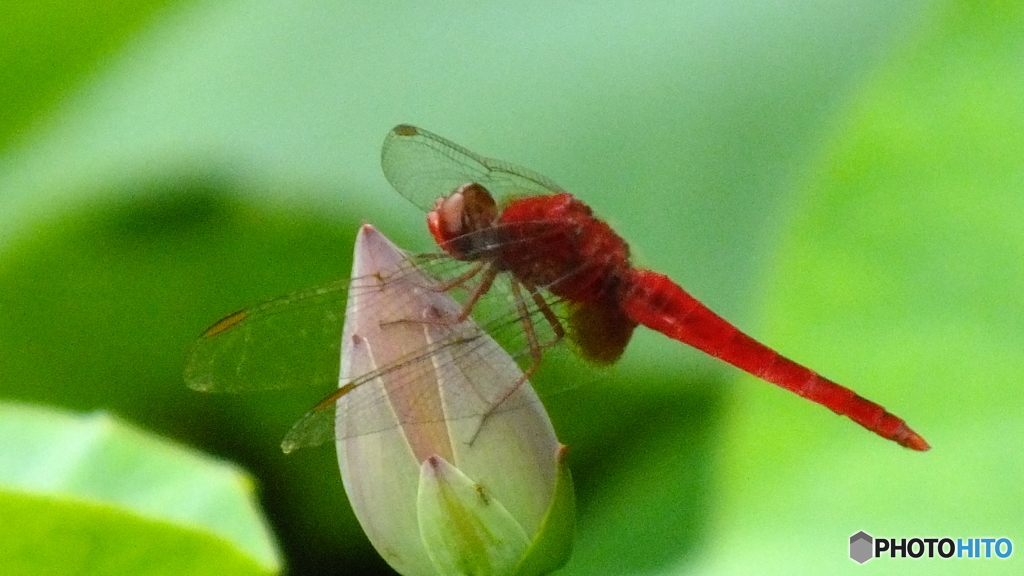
[899,428,931,452]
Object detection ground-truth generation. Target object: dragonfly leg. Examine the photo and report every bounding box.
[452,265,500,323]
[510,280,546,364]
[466,351,546,446]
[428,261,486,292]
[466,281,565,445]
[378,264,498,333]
[526,283,566,348]
[399,263,499,324]
[505,281,566,388]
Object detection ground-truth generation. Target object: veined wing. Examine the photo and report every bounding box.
[280,287,549,452]
[184,279,350,394]
[381,124,565,211]
[277,225,559,452]
[183,234,559,395]
[184,227,567,452]
[184,252,473,394]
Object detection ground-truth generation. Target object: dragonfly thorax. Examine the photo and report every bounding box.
[494,193,632,304]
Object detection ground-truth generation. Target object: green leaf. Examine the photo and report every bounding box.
[0,0,188,151]
[0,402,280,576]
[705,2,1024,575]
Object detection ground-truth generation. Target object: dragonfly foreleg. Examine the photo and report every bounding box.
[377,263,498,333]
[428,261,486,293]
[452,265,499,323]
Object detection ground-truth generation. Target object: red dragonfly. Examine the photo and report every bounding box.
[187,124,929,452]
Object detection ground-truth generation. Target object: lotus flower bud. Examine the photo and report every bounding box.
[336,225,574,576]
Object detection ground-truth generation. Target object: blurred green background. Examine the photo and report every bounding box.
[1,0,1021,574]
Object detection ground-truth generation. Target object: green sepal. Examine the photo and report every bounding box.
[514,446,576,576]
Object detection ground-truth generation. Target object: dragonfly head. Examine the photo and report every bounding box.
[428,182,499,260]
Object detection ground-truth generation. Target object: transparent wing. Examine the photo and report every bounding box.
[281,298,549,452]
[185,229,567,452]
[184,253,469,394]
[277,226,566,452]
[381,124,565,211]
[276,274,577,452]
[184,280,350,394]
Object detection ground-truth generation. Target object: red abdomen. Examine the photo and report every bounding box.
[618,269,929,451]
